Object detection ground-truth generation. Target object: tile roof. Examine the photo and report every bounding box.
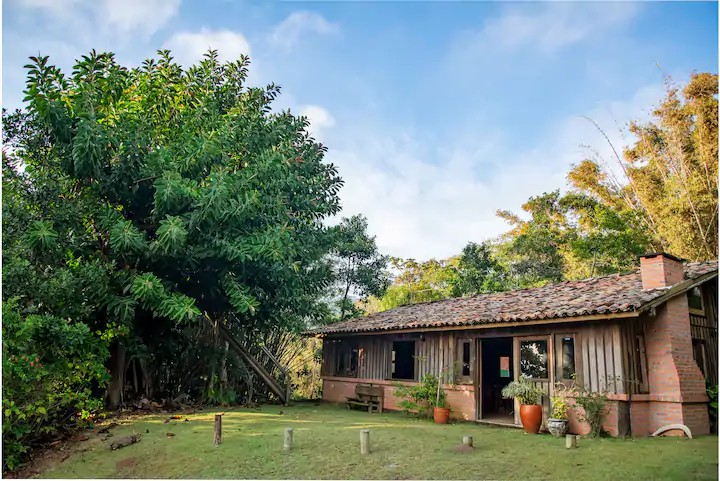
[311,261,718,335]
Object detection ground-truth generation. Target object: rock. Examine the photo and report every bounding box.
[109,434,141,450]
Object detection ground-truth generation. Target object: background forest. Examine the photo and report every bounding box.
[1,48,717,472]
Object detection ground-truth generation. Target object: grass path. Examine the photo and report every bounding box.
[40,403,718,480]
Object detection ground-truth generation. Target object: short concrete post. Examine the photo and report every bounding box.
[360,429,370,455]
[214,414,222,447]
[565,434,577,449]
[462,436,474,448]
[284,428,294,451]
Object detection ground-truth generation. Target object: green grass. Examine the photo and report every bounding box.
[40,404,718,480]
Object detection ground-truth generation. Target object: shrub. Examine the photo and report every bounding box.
[2,300,111,472]
[394,373,446,416]
[550,382,571,420]
[573,389,609,437]
[501,376,544,405]
[708,384,718,434]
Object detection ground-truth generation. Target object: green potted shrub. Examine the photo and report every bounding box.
[501,376,544,434]
[548,383,569,437]
[432,374,450,424]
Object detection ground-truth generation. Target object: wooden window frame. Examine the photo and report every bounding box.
[517,335,551,382]
[334,339,359,378]
[635,335,649,393]
[390,340,416,381]
[554,333,577,384]
[456,338,474,384]
[688,287,706,316]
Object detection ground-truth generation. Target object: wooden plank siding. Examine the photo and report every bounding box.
[323,321,626,396]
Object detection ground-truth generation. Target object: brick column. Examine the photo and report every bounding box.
[644,295,709,435]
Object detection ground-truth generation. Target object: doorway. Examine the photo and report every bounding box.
[480,337,514,423]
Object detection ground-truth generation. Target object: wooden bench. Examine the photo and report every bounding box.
[346,384,384,413]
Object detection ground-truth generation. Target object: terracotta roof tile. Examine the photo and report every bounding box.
[310,261,718,335]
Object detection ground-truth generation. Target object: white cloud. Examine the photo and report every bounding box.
[299,105,335,141]
[13,0,180,37]
[325,82,665,261]
[102,0,181,37]
[269,11,339,50]
[163,28,251,66]
[459,3,639,55]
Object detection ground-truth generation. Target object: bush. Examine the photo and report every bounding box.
[2,300,111,472]
[708,384,718,434]
[573,389,608,437]
[501,376,544,405]
[394,373,446,417]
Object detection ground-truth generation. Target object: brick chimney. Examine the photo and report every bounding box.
[639,253,685,290]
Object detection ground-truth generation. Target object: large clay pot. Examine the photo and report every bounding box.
[433,407,450,424]
[519,404,543,434]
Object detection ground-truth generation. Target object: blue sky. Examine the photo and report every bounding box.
[3,0,718,260]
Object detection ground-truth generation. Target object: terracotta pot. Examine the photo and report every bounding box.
[519,404,543,434]
[433,407,450,424]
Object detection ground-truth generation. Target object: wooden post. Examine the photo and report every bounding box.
[214,414,222,447]
[565,434,577,449]
[360,429,370,455]
[462,435,474,448]
[284,428,294,451]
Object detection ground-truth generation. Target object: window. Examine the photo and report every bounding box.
[635,335,649,392]
[334,340,358,377]
[688,287,705,314]
[462,342,471,376]
[520,339,548,379]
[555,335,576,381]
[693,338,707,379]
[392,341,415,380]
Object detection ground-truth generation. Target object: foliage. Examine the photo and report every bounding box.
[3,48,345,468]
[327,215,390,321]
[550,383,571,420]
[2,299,111,471]
[451,241,508,296]
[394,373,447,416]
[361,257,460,313]
[571,384,609,438]
[501,376,544,405]
[567,72,718,262]
[708,384,718,434]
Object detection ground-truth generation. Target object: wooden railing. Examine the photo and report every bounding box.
[207,319,291,404]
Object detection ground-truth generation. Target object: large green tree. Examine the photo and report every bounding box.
[9,49,344,408]
[328,214,390,321]
[568,72,718,261]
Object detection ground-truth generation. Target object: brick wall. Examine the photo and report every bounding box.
[322,377,476,420]
[640,253,684,290]
[642,293,710,435]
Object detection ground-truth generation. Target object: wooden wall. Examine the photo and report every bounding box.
[321,321,626,395]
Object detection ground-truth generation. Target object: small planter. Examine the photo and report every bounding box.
[547,418,568,438]
[519,404,543,434]
[433,406,450,424]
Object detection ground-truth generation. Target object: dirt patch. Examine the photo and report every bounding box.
[7,433,100,479]
[115,456,139,476]
[453,444,475,453]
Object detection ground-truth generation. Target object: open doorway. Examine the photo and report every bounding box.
[480,337,514,423]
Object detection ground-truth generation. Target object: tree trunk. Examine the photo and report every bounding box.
[106,342,126,409]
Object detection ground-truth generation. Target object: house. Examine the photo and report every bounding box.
[309,253,718,437]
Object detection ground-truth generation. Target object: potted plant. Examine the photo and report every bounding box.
[501,375,544,434]
[432,374,450,424]
[547,383,569,437]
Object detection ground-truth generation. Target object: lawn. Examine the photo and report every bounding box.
[38,403,718,480]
